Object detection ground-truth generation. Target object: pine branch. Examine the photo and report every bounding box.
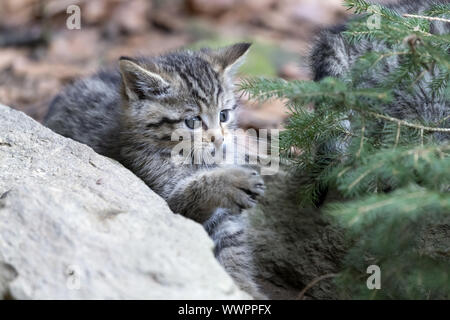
[240,0,450,299]
[424,4,450,17]
[403,13,450,23]
[334,144,450,197]
[358,109,450,133]
[327,186,450,228]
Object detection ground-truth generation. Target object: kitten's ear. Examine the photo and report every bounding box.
[119,57,170,100]
[204,42,251,76]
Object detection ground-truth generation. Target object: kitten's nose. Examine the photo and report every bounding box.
[206,130,224,147]
[214,135,224,147]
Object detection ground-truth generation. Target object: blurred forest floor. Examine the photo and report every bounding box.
[0,0,354,129]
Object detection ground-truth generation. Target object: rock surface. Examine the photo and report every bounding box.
[0,104,248,300]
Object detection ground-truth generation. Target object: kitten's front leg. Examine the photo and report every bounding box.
[167,167,265,223]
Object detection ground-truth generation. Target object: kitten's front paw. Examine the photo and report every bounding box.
[224,167,265,210]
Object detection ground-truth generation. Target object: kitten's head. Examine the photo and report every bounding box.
[119,43,251,164]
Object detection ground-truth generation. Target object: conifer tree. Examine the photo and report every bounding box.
[240,0,450,299]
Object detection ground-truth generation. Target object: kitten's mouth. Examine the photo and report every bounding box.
[199,144,218,158]
[193,144,224,165]
[172,141,226,165]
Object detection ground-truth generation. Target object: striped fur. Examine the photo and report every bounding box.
[204,208,266,299]
[44,43,266,298]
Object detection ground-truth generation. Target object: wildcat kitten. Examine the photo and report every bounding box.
[43,0,448,301]
[44,43,266,299]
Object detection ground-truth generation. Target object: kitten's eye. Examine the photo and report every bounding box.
[185,116,202,129]
[220,110,230,123]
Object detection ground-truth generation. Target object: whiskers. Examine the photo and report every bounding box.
[225,132,279,165]
[175,142,217,169]
[122,125,281,170]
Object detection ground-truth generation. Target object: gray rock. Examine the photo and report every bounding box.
[0,104,249,300]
